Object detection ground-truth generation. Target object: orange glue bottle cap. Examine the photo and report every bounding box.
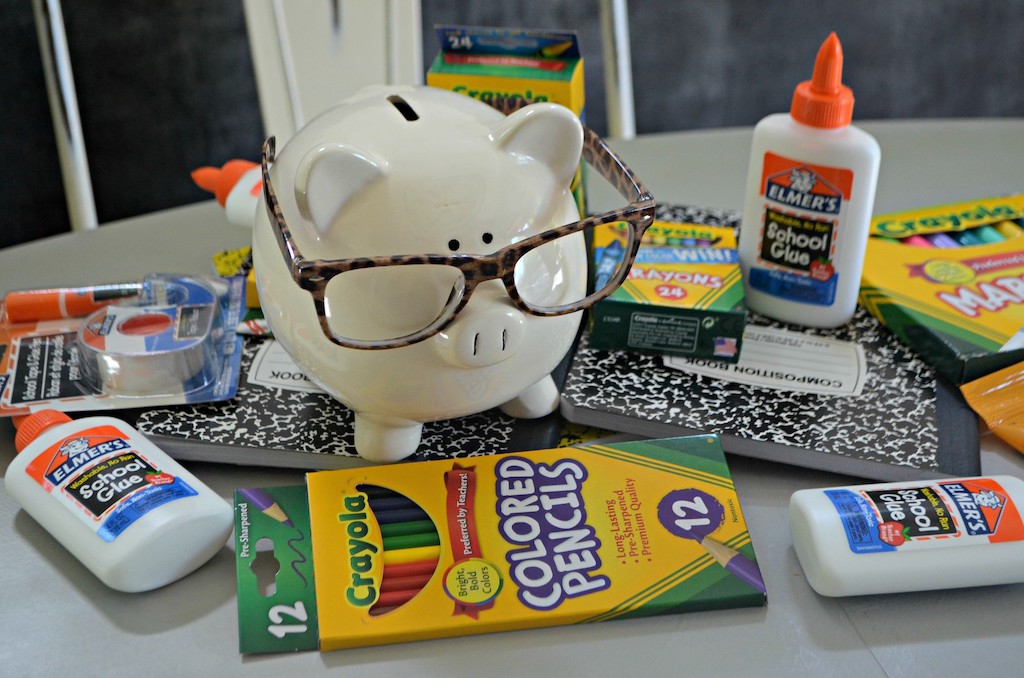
[191,160,258,207]
[790,32,855,129]
[14,410,73,453]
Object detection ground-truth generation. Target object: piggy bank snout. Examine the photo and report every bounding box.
[435,299,527,368]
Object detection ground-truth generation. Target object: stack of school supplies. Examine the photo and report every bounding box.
[560,203,979,482]
[860,194,1024,384]
[233,435,766,653]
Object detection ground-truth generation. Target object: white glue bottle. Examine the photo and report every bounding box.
[738,32,880,327]
[789,475,1024,597]
[5,410,234,592]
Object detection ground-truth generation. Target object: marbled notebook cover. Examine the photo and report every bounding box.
[134,335,567,469]
[559,203,978,482]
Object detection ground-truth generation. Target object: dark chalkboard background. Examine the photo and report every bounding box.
[3,1,1023,248]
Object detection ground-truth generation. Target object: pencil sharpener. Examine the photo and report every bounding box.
[251,85,586,462]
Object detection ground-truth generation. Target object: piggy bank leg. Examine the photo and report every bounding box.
[499,374,559,419]
[354,412,423,463]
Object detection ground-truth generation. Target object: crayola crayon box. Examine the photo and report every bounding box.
[588,221,748,361]
[859,194,1024,384]
[427,25,586,212]
[233,435,766,653]
[427,25,584,117]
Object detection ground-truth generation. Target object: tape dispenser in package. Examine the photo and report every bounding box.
[77,275,223,396]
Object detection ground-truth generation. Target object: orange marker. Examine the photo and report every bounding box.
[4,283,142,323]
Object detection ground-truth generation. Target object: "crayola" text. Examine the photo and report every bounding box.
[339,494,380,607]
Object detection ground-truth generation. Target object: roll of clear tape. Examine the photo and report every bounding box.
[76,276,220,397]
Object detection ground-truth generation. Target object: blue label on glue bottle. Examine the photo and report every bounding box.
[28,421,200,541]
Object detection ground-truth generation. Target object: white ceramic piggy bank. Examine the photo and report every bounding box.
[250,86,587,462]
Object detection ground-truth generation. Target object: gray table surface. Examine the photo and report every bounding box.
[3,119,1024,677]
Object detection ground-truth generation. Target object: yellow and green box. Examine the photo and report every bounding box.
[588,221,748,362]
[427,25,586,212]
[233,435,765,653]
[859,194,1024,384]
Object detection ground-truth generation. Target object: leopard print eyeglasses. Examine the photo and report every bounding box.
[260,95,655,350]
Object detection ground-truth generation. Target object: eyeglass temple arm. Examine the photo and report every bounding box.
[260,136,307,278]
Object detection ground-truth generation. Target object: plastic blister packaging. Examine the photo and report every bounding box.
[76,275,225,397]
[1,274,244,417]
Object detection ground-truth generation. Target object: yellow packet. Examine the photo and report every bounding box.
[961,361,1024,454]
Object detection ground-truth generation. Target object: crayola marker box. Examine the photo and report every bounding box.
[233,435,766,653]
[588,221,748,361]
[427,25,586,212]
[859,194,1024,384]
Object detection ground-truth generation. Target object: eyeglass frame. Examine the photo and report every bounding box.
[260,95,656,350]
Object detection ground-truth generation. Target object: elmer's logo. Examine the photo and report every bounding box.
[45,435,131,486]
[765,166,842,215]
[939,481,1010,537]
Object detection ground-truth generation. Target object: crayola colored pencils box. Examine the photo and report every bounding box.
[859,194,1024,384]
[588,221,748,361]
[233,435,766,653]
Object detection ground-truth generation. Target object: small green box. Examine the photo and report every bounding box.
[589,220,747,361]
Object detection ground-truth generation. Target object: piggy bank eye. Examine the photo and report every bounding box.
[482,232,494,245]
[447,239,460,251]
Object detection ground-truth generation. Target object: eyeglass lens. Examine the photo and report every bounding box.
[317,217,636,344]
[323,264,465,342]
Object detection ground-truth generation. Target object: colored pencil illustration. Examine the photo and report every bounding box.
[382,559,440,580]
[358,484,441,615]
[239,487,294,527]
[383,531,440,551]
[367,495,426,512]
[380,519,436,538]
[382,544,441,566]
[374,588,421,609]
[379,572,433,593]
[699,536,767,595]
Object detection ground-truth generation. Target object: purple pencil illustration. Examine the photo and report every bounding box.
[239,487,294,527]
[700,536,767,594]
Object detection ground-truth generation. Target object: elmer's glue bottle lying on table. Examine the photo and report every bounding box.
[738,32,880,327]
[5,410,233,592]
[789,475,1024,597]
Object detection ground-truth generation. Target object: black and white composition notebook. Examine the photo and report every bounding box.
[560,305,980,482]
[133,336,568,469]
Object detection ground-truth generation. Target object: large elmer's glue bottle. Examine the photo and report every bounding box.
[738,32,880,327]
[789,475,1024,597]
[5,410,233,592]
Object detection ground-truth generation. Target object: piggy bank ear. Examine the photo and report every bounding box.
[492,103,584,188]
[294,144,384,234]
